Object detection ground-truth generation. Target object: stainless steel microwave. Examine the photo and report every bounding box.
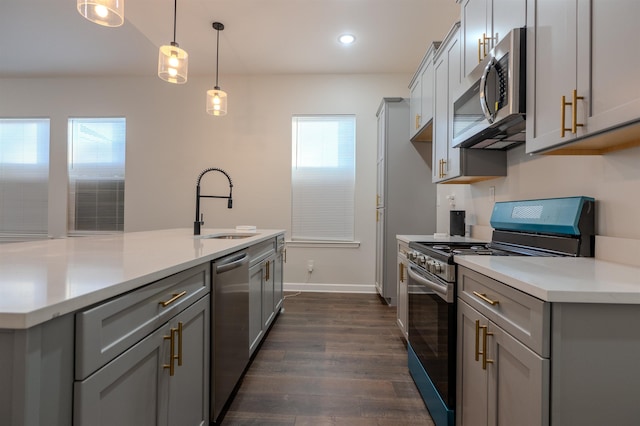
[452,27,526,149]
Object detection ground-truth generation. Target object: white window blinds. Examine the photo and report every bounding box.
[0,119,50,237]
[291,115,356,241]
[68,118,126,233]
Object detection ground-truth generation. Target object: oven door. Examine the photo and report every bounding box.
[407,265,456,410]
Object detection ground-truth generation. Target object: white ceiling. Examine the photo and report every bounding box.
[1,0,460,78]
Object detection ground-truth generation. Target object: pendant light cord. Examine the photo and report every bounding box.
[172,0,177,43]
[215,26,220,87]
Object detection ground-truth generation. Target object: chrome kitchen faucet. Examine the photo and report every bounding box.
[194,167,233,235]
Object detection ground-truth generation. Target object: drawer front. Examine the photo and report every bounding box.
[75,263,210,380]
[458,266,550,357]
[249,238,275,266]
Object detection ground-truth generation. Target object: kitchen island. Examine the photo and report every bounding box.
[0,228,284,426]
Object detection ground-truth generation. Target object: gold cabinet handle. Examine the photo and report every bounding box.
[571,89,584,133]
[483,33,494,58]
[440,159,447,178]
[176,322,183,366]
[473,291,499,306]
[481,325,494,370]
[399,262,405,283]
[163,326,178,376]
[480,325,493,370]
[561,90,585,137]
[478,37,483,63]
[561,95,569,137]
[415,114,421,130]
[159,290,187,307]
[376,210,379,222]
[283,248,287,263]
[474,320,481,361]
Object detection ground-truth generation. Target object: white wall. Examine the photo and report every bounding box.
[437,143,640,256]
[0,73,411,290]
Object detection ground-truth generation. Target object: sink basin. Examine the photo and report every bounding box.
[197,232,258,240]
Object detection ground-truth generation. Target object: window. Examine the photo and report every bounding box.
[68,118,126,233]
[291,115,355,241]
[0,119,50,237]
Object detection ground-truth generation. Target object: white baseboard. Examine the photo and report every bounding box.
[284,282,377,294]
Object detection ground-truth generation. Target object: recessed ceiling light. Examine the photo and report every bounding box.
[338,34,356,45]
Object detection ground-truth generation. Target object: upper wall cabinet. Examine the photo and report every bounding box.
[526,0,640,154]
[459,0,526,78]
[409,42,441,142]
[432,22,507,184]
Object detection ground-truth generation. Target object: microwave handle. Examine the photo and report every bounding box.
[479,57,496,124]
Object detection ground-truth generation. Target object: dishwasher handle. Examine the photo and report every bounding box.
[215,252,249,274]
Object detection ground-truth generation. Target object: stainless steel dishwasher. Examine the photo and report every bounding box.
[211,249,249,424]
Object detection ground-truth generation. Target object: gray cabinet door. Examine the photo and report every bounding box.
[74,320,167,426]
[457,300,489,426]
[488,320,549,426]
[274,248,284,311]
[261,257,275,329]
[249,262,264,355]
[166,295,210,426]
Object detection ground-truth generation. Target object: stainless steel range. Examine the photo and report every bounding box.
[407,196,595,426]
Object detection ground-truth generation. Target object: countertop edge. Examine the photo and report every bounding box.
[0,228,285,329]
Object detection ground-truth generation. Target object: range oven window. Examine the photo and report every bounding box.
[408,269,456,409]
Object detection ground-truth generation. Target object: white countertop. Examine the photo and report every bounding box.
[455,256,640,304]
[0,228,284,329]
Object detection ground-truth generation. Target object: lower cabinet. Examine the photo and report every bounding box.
[248,237,282,356]
[74,294,210,426]
[457,299,548,426]
[396,239,409,340]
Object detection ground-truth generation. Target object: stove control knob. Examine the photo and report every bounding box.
[418,256,427,267]
[432,262,443,274]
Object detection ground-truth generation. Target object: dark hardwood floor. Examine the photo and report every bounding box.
[222,292,434,425]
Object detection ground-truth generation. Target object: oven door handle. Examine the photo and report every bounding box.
[408,266,453,303]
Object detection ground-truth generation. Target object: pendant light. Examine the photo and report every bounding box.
[206,22,228,116]
[158,0,188,84]
[77,0,124,27]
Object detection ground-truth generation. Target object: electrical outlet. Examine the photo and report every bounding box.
[307,260,314,273]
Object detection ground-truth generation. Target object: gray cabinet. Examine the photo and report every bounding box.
[248,238,278,356]
[432,22,506,184]
[409,42,440,142]
[457,265,640,425]
[459,0,526,78]
[457,299,548,426]
[396,239,409,340]
[74,295,210,426]
[74,264,210,426]
[375,98,436,305]
[526,0,640,154]
[274,235,285,311]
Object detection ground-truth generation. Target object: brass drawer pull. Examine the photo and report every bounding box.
[159,290,187,307]
[473,291,499,306]
[399,262,405,283]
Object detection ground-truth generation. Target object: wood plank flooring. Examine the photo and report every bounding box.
[222,292,434,425]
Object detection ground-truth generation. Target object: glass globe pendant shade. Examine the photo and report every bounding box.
[206,88,228,116]
[77,0,124,27]
[158,43,188,84]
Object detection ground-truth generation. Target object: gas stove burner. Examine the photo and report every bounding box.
[432,245,450,251]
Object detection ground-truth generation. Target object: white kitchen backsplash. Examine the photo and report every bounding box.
[437,143,640,267]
